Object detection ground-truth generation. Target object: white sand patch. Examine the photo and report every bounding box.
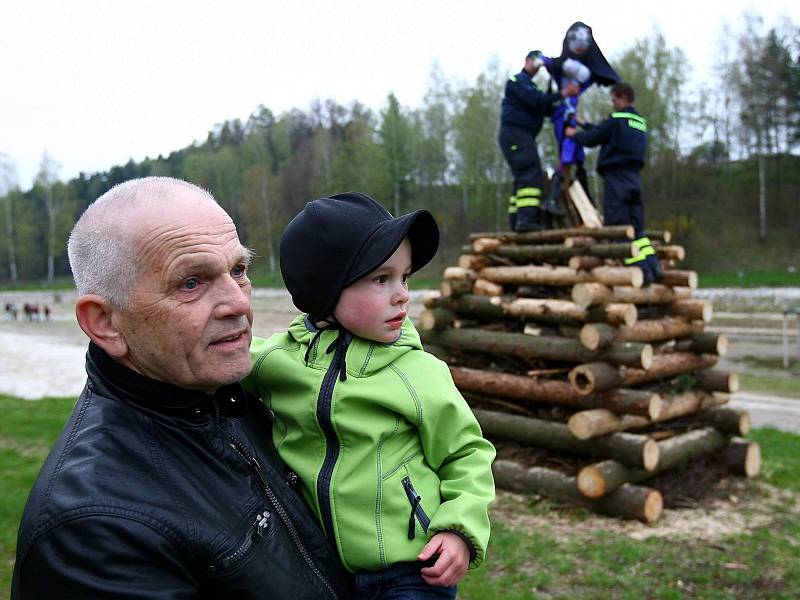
[0,331,87,399]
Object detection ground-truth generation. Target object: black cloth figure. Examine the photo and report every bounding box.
[544,21,621,198]
[574,106,662,283]
[499,66,562,231]
[547,22,619,86]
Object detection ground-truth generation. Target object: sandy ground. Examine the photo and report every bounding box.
[0,289,426,400]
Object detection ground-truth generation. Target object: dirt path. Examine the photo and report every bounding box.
[730,392,800,432]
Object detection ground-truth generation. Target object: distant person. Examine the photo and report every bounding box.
[565,82,662,283]
[12,177,351,599]
[247,192,496,599]
[499,50,579,231]
[43,305,51,321]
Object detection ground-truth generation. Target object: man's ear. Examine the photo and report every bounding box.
[75,295,129,358]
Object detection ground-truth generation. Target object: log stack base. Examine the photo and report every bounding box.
[426,224,758,523]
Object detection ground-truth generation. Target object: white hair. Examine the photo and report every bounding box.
[67,177,217,307]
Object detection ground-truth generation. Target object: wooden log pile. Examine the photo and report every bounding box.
[421,225,760,523]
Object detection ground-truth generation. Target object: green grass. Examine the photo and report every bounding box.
[0,396,75,595]
[740,374,800,398]
[460,426,800,599]
[698,269,800,288]
[0,277,76,292]
[2,396,800,599]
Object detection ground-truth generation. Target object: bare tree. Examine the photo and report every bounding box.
[0,153,19,282]
[36,151,61,284]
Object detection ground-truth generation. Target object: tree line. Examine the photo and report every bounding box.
[1,14,798,284]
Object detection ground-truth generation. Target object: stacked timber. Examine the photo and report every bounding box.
[420,225,760,524]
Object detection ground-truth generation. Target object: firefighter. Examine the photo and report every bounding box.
[499,51,579,231]
[565,82,662,284]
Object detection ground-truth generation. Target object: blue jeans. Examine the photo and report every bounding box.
[352,560,458,600]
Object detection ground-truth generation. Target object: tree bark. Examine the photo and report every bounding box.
[458,254,491,271]
[695,406,750,435]
[668,299,713,322]
[443,266,478,281]
[480,265,591,286]
[567,409,651,439]
[655,245,686,261]
[611,285,693,305]
[579,318,701,350]
[440,279,473,298]
[675,332,727,355]
[568,353,720,395]
[586,303,638,327]
[493,460,662,523]
[590,266,644,288]
[659,270,698,288]
[693,369,740,393]
[652,390,729,421]
[568,255,605,271]
[450,367,586,407]
[420,328,652,368]
[469,225,634,243]
[473,409,660,470]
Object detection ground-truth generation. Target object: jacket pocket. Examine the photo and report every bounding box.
[401,475,431,540]
[209,508,274,574]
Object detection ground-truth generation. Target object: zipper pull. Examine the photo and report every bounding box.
[408,495,420,540]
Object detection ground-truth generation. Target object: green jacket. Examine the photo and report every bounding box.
[246,315,495,573]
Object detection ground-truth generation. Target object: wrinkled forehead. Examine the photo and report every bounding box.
[130,199,243,269]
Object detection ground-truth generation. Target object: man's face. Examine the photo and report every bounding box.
[114,196,254,391]
[333,238,412,344]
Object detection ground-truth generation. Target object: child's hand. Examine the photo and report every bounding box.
[417,531,470,587]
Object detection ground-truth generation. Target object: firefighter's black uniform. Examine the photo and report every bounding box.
[574,106,662,283]
[499,68,562,231]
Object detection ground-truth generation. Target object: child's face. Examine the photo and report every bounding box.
[333,238,412,343]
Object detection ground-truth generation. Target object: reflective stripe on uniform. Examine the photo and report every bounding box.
[624,237,655,264]
[508,195,518,214]
[515,187,541,208]
[612,111,647,132]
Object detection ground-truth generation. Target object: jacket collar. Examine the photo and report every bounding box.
[86,342,249,417]
[288,314,421,377]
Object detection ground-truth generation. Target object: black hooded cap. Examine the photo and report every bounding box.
[548,22,620,87]
[280,192,439,322]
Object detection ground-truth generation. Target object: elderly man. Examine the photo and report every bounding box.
[12,177,350,599]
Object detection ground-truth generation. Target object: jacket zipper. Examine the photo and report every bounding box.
[213,403,340,600]
[219,510,271,569]
[314,336,346,545]
[401,476,431,539]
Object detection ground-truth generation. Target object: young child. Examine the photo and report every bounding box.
[246,192,496,599]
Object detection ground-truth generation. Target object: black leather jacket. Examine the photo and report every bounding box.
[12,343,351,599]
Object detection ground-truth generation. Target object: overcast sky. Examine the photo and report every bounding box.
[1,0,798,189]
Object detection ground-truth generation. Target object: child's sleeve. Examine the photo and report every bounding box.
[416,357,496,568]
[242,335,272,398]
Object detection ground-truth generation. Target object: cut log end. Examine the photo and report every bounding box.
[577,467,606,499]
[643,490,664,524]
[643,439,660,471]
[726,438,761,478]
[640,344,653,370]
[579,325,601,351]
